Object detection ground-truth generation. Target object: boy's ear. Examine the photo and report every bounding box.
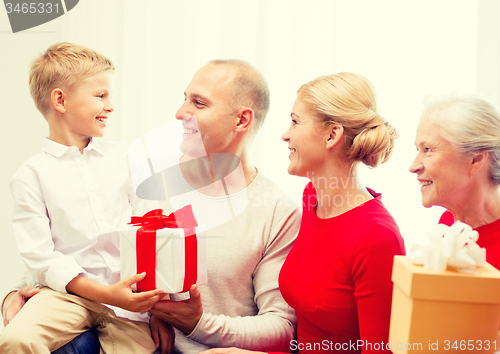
[235,107,254,133]
[326,124,344,149]
[51,88,67,114]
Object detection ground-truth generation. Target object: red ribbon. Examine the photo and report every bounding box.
[129,205,199,292]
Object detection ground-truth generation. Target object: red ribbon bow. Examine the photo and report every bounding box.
[128,205,199,292]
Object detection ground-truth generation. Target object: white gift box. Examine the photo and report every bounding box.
[120,222,207,293]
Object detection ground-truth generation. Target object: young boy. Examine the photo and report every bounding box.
[0,42,163,354]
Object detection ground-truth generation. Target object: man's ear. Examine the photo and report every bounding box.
[470,151,489,176]
[235,107,254,133]
[51,88,67,114]
[326,124,344,149]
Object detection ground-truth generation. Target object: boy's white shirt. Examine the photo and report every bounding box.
[10,137,151,322]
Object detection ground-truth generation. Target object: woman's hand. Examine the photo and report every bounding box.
[199,349,266,354]
[2,286,40,326]
[150,314,175,354]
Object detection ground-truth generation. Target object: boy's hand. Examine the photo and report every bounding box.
[2,286,40,326]
[149,284,203,334]
[107,272,164,312]
[150,314,175,354]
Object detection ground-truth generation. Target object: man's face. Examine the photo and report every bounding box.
[176,64,237,157]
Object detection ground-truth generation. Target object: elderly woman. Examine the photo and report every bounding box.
[201,72,405,354]
[409,94,500,268]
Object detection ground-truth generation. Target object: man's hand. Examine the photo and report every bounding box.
[150,314,175,354]
[2,286,40,326]
[199,348,265,354]
[149,284,203,334]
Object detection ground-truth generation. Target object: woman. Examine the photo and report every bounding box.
[409,94,500,268]
[201,72,405,354]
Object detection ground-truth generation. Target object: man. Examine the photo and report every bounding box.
[147,60,299,353]
[2,60,299,354]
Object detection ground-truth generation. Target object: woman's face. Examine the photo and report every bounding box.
[282,97,330,178]
[409,116,473,209]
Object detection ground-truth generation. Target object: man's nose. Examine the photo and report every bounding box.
[175,101,191,120]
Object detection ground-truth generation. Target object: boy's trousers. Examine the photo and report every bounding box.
[0,287,157,354]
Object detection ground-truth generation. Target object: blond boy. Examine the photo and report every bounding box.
[0,43,163,354]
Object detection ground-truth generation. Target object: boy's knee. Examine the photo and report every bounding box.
[0,326,40,353]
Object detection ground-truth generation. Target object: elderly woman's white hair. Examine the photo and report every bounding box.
[421,93,500,185]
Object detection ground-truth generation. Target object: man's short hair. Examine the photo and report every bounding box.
[208,60,270,132]
[29,42,115,115]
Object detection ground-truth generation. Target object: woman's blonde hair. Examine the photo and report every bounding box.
[298,72,398,168]
[29,42,115,115]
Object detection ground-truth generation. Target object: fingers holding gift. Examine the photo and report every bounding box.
[149,284,203,334]
[108,272,164,312]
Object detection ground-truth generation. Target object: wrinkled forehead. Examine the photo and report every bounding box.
[414,115,445,145]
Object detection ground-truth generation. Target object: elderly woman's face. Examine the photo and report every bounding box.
[409,116,473,210]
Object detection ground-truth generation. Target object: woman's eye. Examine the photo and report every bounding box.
[292,119,298,125]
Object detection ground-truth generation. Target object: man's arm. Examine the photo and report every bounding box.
[150,192,300,352]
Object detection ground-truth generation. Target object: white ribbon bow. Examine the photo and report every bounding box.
[408,221,486,273]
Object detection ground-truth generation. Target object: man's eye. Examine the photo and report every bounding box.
[195,101,205,107]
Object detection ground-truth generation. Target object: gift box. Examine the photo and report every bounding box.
[120,205,207,293]
[389,256,500,353]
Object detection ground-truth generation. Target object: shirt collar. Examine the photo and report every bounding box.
[41,137,104,157]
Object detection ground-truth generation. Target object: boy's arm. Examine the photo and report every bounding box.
[11,174,163,313]
[11,174,87,293]
[66,273,163,313]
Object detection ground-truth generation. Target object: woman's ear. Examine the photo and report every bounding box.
[470,151,489,176]
[51,88,67,114]
[326,124,344,149]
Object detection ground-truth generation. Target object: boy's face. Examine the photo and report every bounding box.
[63,71,114,138]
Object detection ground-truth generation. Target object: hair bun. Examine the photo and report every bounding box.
[348,116,398,168]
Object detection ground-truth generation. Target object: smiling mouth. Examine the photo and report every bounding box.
[96,117,107,124]
[419,181,433,186]
[289,148,296,154]
[184,128,199,134]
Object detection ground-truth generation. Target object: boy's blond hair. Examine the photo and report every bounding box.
[29,42,115,116]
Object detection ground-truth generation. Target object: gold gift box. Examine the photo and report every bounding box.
[389,256,500,353]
